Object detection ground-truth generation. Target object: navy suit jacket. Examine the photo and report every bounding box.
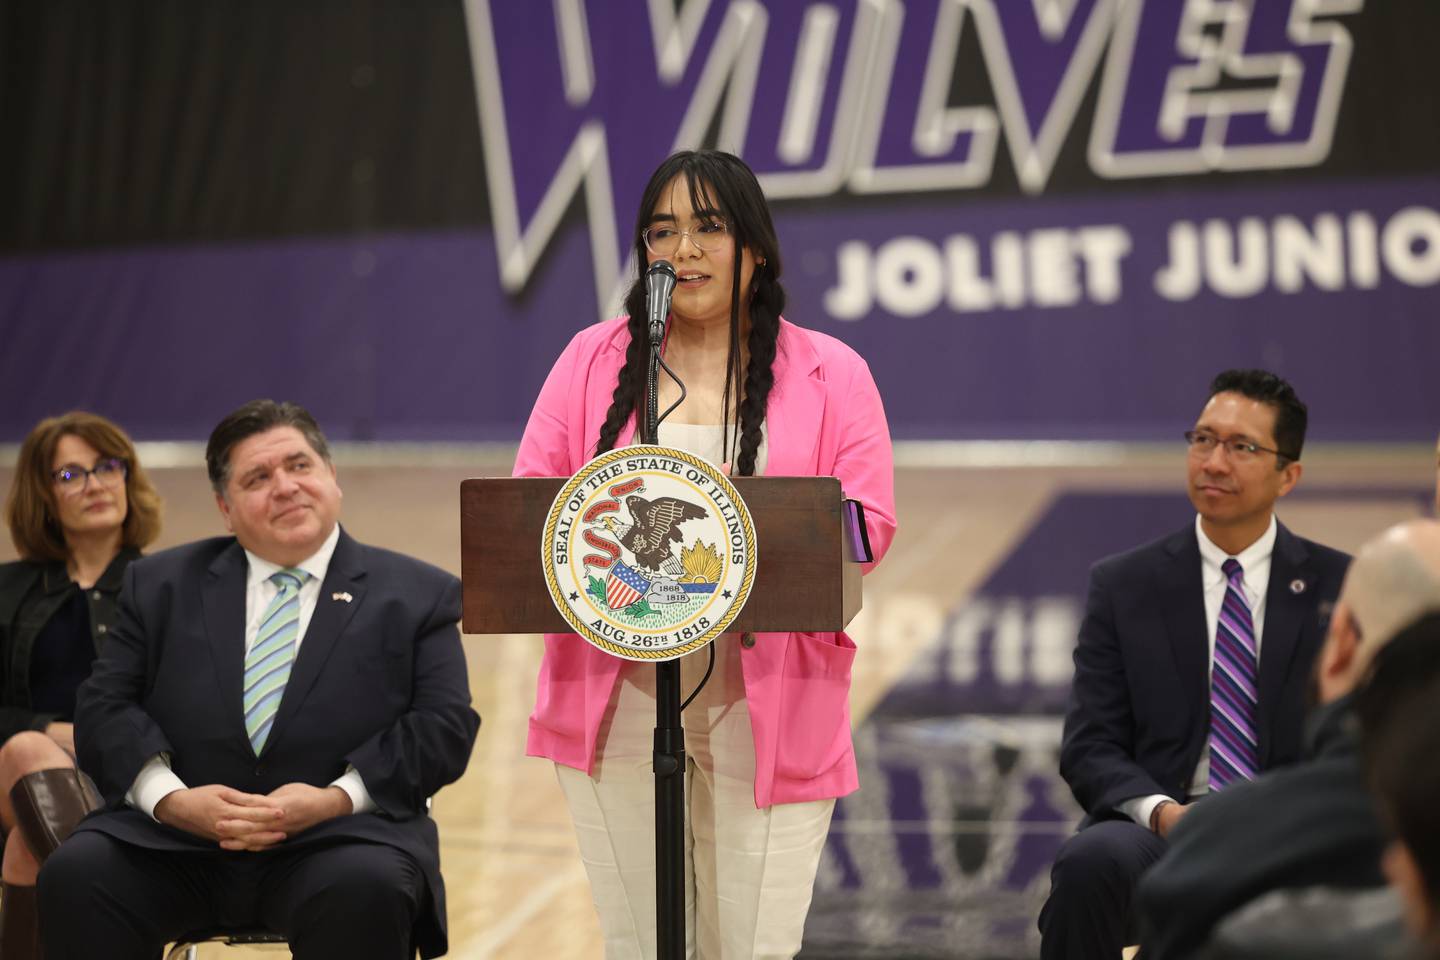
[1059,521,1349,820]
[72,529,481,959]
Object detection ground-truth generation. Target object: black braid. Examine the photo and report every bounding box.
[594,293,650,456]
[719,254,743,468]
[735,265,783,476]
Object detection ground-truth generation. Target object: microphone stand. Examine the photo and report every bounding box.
[645,324,686,960]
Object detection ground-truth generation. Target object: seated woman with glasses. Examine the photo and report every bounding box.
[0,412,161,958]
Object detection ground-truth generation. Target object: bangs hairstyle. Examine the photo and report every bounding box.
[5,411,163,562]
[597,150,785,476]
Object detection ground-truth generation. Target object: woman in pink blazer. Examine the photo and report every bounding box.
[514,150,896,959]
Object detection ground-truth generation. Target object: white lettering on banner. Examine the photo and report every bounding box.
[1153,206,1440,301]
[825,225,1133,319]
[939,597,1080,689]
[1382,207,1440,287]
[467,0,1364,316]
[915,601,1082,690]
[825,206,1440,320]
[1090,0,1364,179]
[1347,211,1380,289]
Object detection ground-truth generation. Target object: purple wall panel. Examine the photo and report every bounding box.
[0,231,581,442]
[2,0,1436,444]
[473,0,1439,445]
[3,176,1437,443]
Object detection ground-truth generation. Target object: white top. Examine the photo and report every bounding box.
[656,420,768,475]
[1118,514,1277,829]
[127,524,375,818]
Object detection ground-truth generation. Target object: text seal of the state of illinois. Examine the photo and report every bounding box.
[541,445,756,661]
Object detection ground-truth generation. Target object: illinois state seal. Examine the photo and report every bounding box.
[541,446,756,661]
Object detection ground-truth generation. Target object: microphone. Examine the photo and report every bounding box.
[645,260,677,346]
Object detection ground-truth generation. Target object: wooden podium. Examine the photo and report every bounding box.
[459,473,870,958]
[459,475,868,635]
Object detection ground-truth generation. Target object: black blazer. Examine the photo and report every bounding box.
[73,529,481,959]
[1059,521,1350,819]
[1136,696,1387,960]
[0,549,137,740]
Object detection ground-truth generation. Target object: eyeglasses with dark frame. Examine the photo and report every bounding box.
[52,458,129,495]
[642,219,731,258]
[1183,430,1295,463]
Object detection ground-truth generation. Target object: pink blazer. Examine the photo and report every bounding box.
[513,316,896,807]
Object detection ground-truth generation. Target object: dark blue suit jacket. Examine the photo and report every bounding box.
[72,528,481,959]
[1059,521,1350,819]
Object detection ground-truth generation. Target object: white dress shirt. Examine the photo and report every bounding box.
[1118,514,1277,829]
[127,524,376,818]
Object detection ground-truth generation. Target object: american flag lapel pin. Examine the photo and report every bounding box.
[332,591,353,603]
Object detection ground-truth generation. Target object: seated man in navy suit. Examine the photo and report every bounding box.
[1037,370,1350,960]
[38,400,481,960]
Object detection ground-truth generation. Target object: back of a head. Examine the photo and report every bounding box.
[1357,613,1440,939]
[1345,520,1440,663]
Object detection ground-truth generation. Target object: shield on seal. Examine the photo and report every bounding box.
[604,562,651,610]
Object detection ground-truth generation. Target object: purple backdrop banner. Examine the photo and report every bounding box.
[1,0,1435,442]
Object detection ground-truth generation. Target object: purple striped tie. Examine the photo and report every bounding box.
[1209,558,1259,790]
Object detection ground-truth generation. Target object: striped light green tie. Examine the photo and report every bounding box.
[244,569,309,754]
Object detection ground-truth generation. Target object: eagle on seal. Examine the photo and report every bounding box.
[600,494,707,575]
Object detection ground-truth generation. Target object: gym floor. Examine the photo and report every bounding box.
[2,442,1430,958]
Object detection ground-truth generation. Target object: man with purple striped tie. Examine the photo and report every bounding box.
[1039,370,1351,960]
[40,401,480,960]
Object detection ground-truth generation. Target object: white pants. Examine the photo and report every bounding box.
[556,636,836,960]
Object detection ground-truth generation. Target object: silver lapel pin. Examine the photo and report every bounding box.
[332,591,353,603]
[1289,579,1306,595]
